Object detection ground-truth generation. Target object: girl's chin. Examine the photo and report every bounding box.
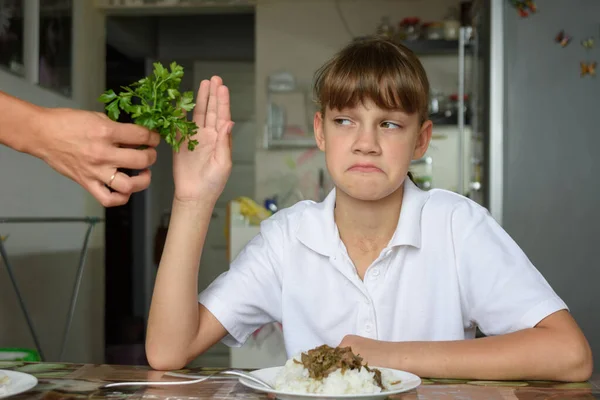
[336,184,402,203]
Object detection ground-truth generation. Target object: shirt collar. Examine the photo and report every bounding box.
[296,178,430,256]
[388,178,429,248]
[295,187,338,257]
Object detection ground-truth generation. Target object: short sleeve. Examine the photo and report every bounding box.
[453,202,568,336]
[198,219,283,347]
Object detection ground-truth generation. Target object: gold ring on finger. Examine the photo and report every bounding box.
[107,171,117,188]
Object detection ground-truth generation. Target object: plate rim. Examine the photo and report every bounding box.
[0,369,38,399]
[238,366,421,398]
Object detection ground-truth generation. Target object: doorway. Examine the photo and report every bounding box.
[103,11,256,367]
[103,43,148,365]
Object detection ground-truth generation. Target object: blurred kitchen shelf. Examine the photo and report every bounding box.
[94,0,255,15]
[398,39,473,55]
[354,37,473,56]
[430,113,471,126]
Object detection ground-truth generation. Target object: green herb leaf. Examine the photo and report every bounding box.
[167,88,179,100]
[153,62,167,80]
[118,95,133,113]
[178,91,195,112]
[105,100,120,121]
[98,90,117,103]
[135,114,158,131]
[98,61,199,152]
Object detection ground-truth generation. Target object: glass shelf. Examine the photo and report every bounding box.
[265,82,316,149]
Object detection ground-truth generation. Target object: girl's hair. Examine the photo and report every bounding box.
[313,36,430,184]
[313,36,430,124]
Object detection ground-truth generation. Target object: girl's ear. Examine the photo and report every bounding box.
[314,111,326,151]
[413,119,432,160]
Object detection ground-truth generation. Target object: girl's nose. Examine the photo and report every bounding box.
[352,126,381,155]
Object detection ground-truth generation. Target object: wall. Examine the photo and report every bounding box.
[0,0,106,363]
[254,0,465,204]
[0,249,105,362]
[502,0,600,369]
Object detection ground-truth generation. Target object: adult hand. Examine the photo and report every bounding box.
[36,108,161,207]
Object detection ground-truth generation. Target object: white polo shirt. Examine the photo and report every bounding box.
[198,178,567,358]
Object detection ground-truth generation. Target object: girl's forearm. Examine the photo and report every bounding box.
[146,197,217,369]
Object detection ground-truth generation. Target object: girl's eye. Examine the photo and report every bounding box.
[334,118,352,126]
[381,121,401,129]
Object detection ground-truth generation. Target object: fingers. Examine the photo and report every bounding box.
[216,121,235,163]
[89,169,152,208]
[110,147,158,170]
[90,181,130,208]
[192,76,226,130]
[111,121,161,147]
[216,85,231,132]
[107,169,152,195]
[205,76,222,129]
[193,79,211,127]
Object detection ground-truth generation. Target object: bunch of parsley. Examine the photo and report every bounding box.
[99,61,199,151]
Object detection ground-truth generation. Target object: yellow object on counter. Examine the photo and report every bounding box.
[234,196,272,226]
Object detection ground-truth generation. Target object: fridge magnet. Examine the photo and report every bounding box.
[581,37,594,49]
[509,0,536,18]
[285,156,296,170]
[580,61,596,77]
[555,30,571,47]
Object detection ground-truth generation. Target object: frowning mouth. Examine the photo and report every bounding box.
[347,163,383,173]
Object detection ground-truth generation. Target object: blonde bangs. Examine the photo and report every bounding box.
[314,37,430,122]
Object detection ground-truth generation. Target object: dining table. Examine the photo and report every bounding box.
[1,360,599,399]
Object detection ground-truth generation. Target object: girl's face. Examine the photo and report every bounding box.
[314,99,431,202]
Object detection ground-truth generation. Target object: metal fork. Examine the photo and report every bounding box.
[101,369,272,389]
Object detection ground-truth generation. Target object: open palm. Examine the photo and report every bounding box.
[173,76,234,202]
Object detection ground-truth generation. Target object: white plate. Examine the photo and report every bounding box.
[0,369,38,399]
[238,366,421,400]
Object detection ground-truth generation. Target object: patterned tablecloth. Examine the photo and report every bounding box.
[1,361,598,399]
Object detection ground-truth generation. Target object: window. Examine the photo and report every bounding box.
[39,0,72,96]
[0,0,24,76]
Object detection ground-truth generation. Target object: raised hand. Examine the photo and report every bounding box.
[172,76,234,204]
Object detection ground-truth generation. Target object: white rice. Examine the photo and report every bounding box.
[274,355,394,395]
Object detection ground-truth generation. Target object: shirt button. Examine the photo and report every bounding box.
[365,323,373,332]
[371,268,380,277]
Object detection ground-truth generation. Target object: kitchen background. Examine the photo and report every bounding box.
[0,0,598,373]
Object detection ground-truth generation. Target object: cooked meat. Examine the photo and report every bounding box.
[366,366,383,389]
[294,345,385,389]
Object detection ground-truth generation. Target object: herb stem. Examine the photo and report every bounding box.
[153,77,169,111]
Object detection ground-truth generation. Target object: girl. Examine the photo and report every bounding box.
[146,37,592,382]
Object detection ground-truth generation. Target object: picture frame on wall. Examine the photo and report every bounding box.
[39,0,72,97]
[0,0,24,76]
